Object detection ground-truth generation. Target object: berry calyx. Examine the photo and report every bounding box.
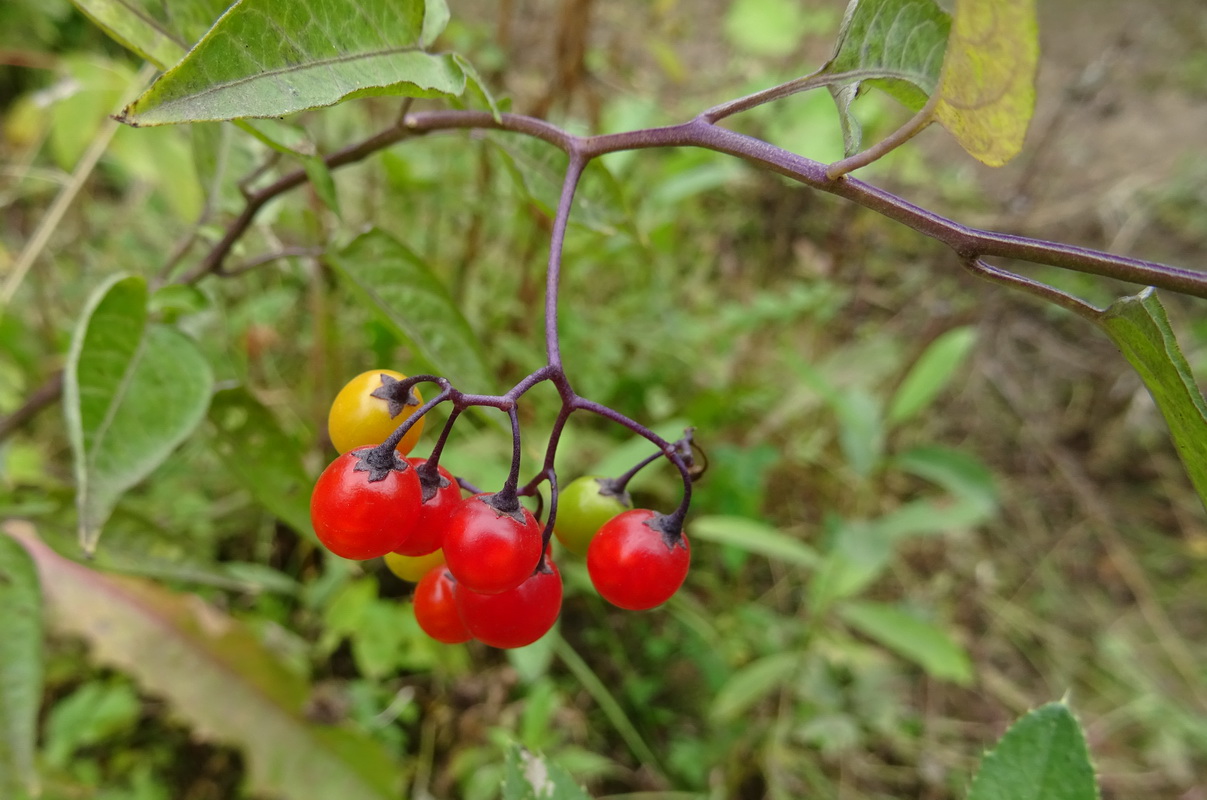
[310,448,421,560]
[455,561,563,648]
[327,369,426,455]
[443,493,544,595]
[414,568,472,644]
[587,509,690,610]
[391,458,461,556]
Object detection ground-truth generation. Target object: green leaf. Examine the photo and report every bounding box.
[116,0,466,126]
[0,530,41,798]
[9,526,401,800]
[501,744,592,800]
[809,488,992,612]
[822,0,951,153]
[43,678,141,769]
[64,274,214,553]
[71,5,180,68]
[302,156,342,218]
[149,284,210,321]
[887,326,976,425]
[207,388,316,542]
[837,600,972,685]
[327,229,493,391]
[836,387,884,477]
[807,519,894,612]
[689,515,819,569]
[552,636,663,778]
[934,0,1038,167]
[968,703,1099,800]
[894,445,997,511]
[711,652,802,721]
[507,630,558,684]
[871,494,994,540]
[421,0,451,49]
[453,53,502,119]
[1097,288,1207,513]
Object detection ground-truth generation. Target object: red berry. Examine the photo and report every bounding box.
[443,494,543,595]
[456,561,562,648]
[393,458,462,556]
[414,568,472,644]
[587,509,690,610]
[310,448,421,560]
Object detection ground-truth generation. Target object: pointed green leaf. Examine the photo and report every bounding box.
[64,275,214,553]
[207,388,316,542]
[894,445,997,511]
[934,0,1038,167]
[689,515,819,569]
[1097,288,1207,512]
[501,744,592,800]
[871,494,994,540]
[0,529,41,798]
[42,679,141,770]
[9,526,401,800]
[968,703,1098,800]
[837,600,972,685]
[836,387,885,477]
[822,0,951,153]
[327,229,492,391]
[116,0,466,126]
[888,326,976,425]
[711,652,802,721]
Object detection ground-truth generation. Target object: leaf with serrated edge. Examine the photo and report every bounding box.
[1098,288,1207,512]
[116,0,465,126]
[968,703,1098,800]
[838,600,972,684]
[7,525,400,800]
[934,0,1038,166]
[328,229,492,392]
[823,0,951,153]
[0,528,42,798]
[64,274,214,553]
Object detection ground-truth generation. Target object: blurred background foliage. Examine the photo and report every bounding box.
[1,0,1206,798]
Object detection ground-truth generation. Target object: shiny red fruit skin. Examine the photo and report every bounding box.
[414,568,472,644]
[393,459,462,556]
[455,561,562,648]
[310,450,422,560]
[443,494,544,595]
[587,509,690,610]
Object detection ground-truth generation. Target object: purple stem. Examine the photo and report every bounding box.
[546,155,588,369]
[401,111,1207,300]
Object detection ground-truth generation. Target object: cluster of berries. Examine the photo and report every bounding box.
[309,371,692,649]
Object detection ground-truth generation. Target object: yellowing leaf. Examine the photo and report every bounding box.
[934,0,1038,166]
